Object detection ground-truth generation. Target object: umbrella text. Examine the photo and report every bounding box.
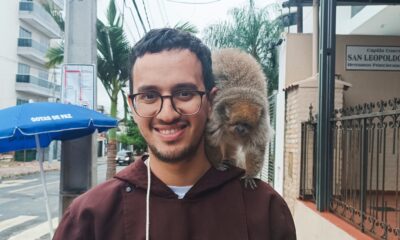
[31,114,73,122]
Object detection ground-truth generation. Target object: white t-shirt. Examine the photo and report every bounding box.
[168,185,193,199]
[145,159,192,199]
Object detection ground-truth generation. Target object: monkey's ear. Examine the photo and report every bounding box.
[217,104,230,121]
[207,87,219,115]
[208,87,219,102]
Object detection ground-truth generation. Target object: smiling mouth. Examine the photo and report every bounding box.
[157,128,182,135]
[154,124,187,140]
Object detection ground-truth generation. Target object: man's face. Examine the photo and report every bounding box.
[130,49,212,163]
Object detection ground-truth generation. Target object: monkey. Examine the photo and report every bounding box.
[205,48,272,189]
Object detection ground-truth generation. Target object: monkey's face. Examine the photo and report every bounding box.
[221,100,262,142]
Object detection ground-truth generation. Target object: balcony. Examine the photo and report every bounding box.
[19,1,61,38]
[16,74,61,98]
[52,0,64,10]
[17,38,48,64]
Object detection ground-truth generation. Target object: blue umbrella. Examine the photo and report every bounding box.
[0,102,117,152]
[0,102,118,237]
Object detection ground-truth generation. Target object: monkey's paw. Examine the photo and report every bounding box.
[215,160,234,172]
[241,176,258,189]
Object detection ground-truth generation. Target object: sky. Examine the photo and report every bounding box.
[96,0,282,117]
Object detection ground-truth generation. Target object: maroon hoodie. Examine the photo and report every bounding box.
[53,156,296,240]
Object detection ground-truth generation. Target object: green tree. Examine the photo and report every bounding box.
[203,0,283,94]
[117,119,147,154]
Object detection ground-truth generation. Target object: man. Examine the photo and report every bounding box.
[53,28,296,240]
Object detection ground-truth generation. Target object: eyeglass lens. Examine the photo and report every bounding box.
[133,91,203,117]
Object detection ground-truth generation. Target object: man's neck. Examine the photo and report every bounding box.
[148,150,211,187]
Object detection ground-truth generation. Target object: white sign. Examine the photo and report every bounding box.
[346,46,400,71]
[61,64,95,109]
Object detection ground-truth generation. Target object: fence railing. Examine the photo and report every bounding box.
[18,38,49,54]
[267,91,278,185]
[16,74,61,93]
[300,105,317,201]
[300,98,400,240]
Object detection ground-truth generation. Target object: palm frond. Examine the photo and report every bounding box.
[41,1,64,31]
[202,3,283,94]
[174,21,199,34]
[45,42,64,68]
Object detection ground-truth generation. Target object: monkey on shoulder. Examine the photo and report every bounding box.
[206,48,272,189]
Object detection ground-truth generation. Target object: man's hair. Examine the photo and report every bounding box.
[129,28,215,94]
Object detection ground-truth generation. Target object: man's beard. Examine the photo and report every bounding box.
[148,135,203,163]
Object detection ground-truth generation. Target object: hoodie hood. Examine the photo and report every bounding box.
[114,155,245,199]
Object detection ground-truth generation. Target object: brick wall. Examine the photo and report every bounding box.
[283,78,346,212]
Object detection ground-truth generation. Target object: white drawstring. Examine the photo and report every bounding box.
[146,156,151,240]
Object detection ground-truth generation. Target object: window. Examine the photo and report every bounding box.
[17,98,29,105]
[18,63,30,75]
[351,6,365,18]
[19,27,32,39]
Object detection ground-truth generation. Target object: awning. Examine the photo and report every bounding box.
[283,0,400,8]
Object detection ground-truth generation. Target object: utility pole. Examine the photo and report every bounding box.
[60,0,97,217]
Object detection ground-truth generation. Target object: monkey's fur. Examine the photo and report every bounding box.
[206,48,271,189]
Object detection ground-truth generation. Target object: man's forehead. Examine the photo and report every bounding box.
[136,83,199,92]
[136,49,195,62]
[132,49,204,93]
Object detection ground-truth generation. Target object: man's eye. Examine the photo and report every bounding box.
[138,93,158,102]
[175,91,195,100]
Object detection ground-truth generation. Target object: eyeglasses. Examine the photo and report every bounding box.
[129,90,207,118]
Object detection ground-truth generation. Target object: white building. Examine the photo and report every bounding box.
[0,0,63,161]
[0,0,63,110]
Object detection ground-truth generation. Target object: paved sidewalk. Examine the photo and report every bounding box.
[0,160,60,180]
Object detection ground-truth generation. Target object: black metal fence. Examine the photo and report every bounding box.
[300,105,317,201]
[300,98,400,240]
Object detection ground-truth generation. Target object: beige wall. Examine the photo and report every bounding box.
[284,34,313,88]
[336,35,400,106]
[282,77,346,211]
[284,33,400,106]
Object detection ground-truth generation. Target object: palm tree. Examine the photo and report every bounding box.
[203,0,283,94]
[97,0,131,179]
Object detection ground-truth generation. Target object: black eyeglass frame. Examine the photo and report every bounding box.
[128,90,208,118]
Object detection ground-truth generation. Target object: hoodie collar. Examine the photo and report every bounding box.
[114,155,245,199]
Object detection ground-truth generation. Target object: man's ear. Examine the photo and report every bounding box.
[127,95,138,123]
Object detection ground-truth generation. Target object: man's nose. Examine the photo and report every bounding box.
[156,98,180,122]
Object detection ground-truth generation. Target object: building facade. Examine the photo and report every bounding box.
[274,3,400,240]
[0,0,63,161]
[0,0,63,110]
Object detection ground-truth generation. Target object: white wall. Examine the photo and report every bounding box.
[294,201,355,240]
[0,0,62,109]
[0,1,19,109]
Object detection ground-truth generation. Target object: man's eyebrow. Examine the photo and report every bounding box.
[137,85,160,92]
[171,83,198,91]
